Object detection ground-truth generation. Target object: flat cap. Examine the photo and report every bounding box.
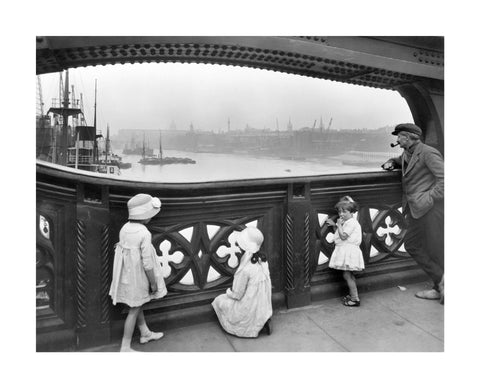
[392,123,423,137]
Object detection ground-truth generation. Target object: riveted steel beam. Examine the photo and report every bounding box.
[36,36,443,91]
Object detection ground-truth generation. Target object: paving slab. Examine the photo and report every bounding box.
[82,342,119,352]
[369,282,444,341]
[135,321,235,352]
[82,282,444,352]
[225,310,346,352]
[305,293,443,352]
[83,322,234,352]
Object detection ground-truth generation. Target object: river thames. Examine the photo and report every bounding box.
[114,148,393,183]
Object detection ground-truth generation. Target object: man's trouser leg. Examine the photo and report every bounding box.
[425,202,444,274]
[404,204,444,289]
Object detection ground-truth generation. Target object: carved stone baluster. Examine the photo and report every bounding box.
[303,212,310,289]
[285,214,295,292]
[75,220,87,329]
[99,224,111,324]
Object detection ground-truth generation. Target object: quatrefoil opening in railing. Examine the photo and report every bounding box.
[156,239,184,278]
[216,230,243,268]
[376,216,401,246]
[371,207,406,254]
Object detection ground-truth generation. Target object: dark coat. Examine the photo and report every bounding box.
[388,142,444,219]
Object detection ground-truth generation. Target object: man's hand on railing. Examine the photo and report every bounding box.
[381,161,395,171]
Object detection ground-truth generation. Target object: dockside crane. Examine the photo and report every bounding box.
[327,118,333,131]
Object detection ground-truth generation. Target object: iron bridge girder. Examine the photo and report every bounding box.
[36,36,444,91]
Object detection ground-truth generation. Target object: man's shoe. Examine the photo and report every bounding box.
[139,331,164,344]
[415,289,440,300]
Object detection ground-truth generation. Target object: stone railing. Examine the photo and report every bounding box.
[36,161,425,351]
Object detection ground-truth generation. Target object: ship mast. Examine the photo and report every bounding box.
[79,93,87,126]
[46,70,82,166]
[105,123,110,164]
[93,79,98,164]
[93,80,97,131]
[71,85,77,130]
[159,130,163,160]
[61,70,70,165]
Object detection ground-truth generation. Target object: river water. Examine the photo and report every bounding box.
[115,148,384,183]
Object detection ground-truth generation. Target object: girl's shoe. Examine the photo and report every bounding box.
[139,331,164,344]
[262,319,272,335]
[342,295,351,302]
[343,296,361,307]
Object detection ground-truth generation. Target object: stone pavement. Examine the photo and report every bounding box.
[85,281,444,352]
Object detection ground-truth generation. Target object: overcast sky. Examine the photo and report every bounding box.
[38,62,412,135]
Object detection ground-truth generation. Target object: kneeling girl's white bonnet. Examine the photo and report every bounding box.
[237,227,264,254]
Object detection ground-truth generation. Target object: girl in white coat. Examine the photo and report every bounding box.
[212,227,273,337]
[109,193,167,351]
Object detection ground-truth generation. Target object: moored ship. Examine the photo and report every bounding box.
[139,130,196,165]
[42,73,123,176]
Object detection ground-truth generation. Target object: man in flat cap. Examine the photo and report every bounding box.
[382,123,444,304]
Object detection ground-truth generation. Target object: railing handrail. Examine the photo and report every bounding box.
[36,159,401,190]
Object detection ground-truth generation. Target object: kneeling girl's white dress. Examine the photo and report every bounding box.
[109,222,167,307]
[328,217,365,271]
[212,253,272,338]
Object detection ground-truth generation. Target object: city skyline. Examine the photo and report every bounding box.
[38,62,413,135]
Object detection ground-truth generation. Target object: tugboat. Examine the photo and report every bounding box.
[139,130,196,165]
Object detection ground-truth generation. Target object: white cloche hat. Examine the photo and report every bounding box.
[127,193,161,220]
